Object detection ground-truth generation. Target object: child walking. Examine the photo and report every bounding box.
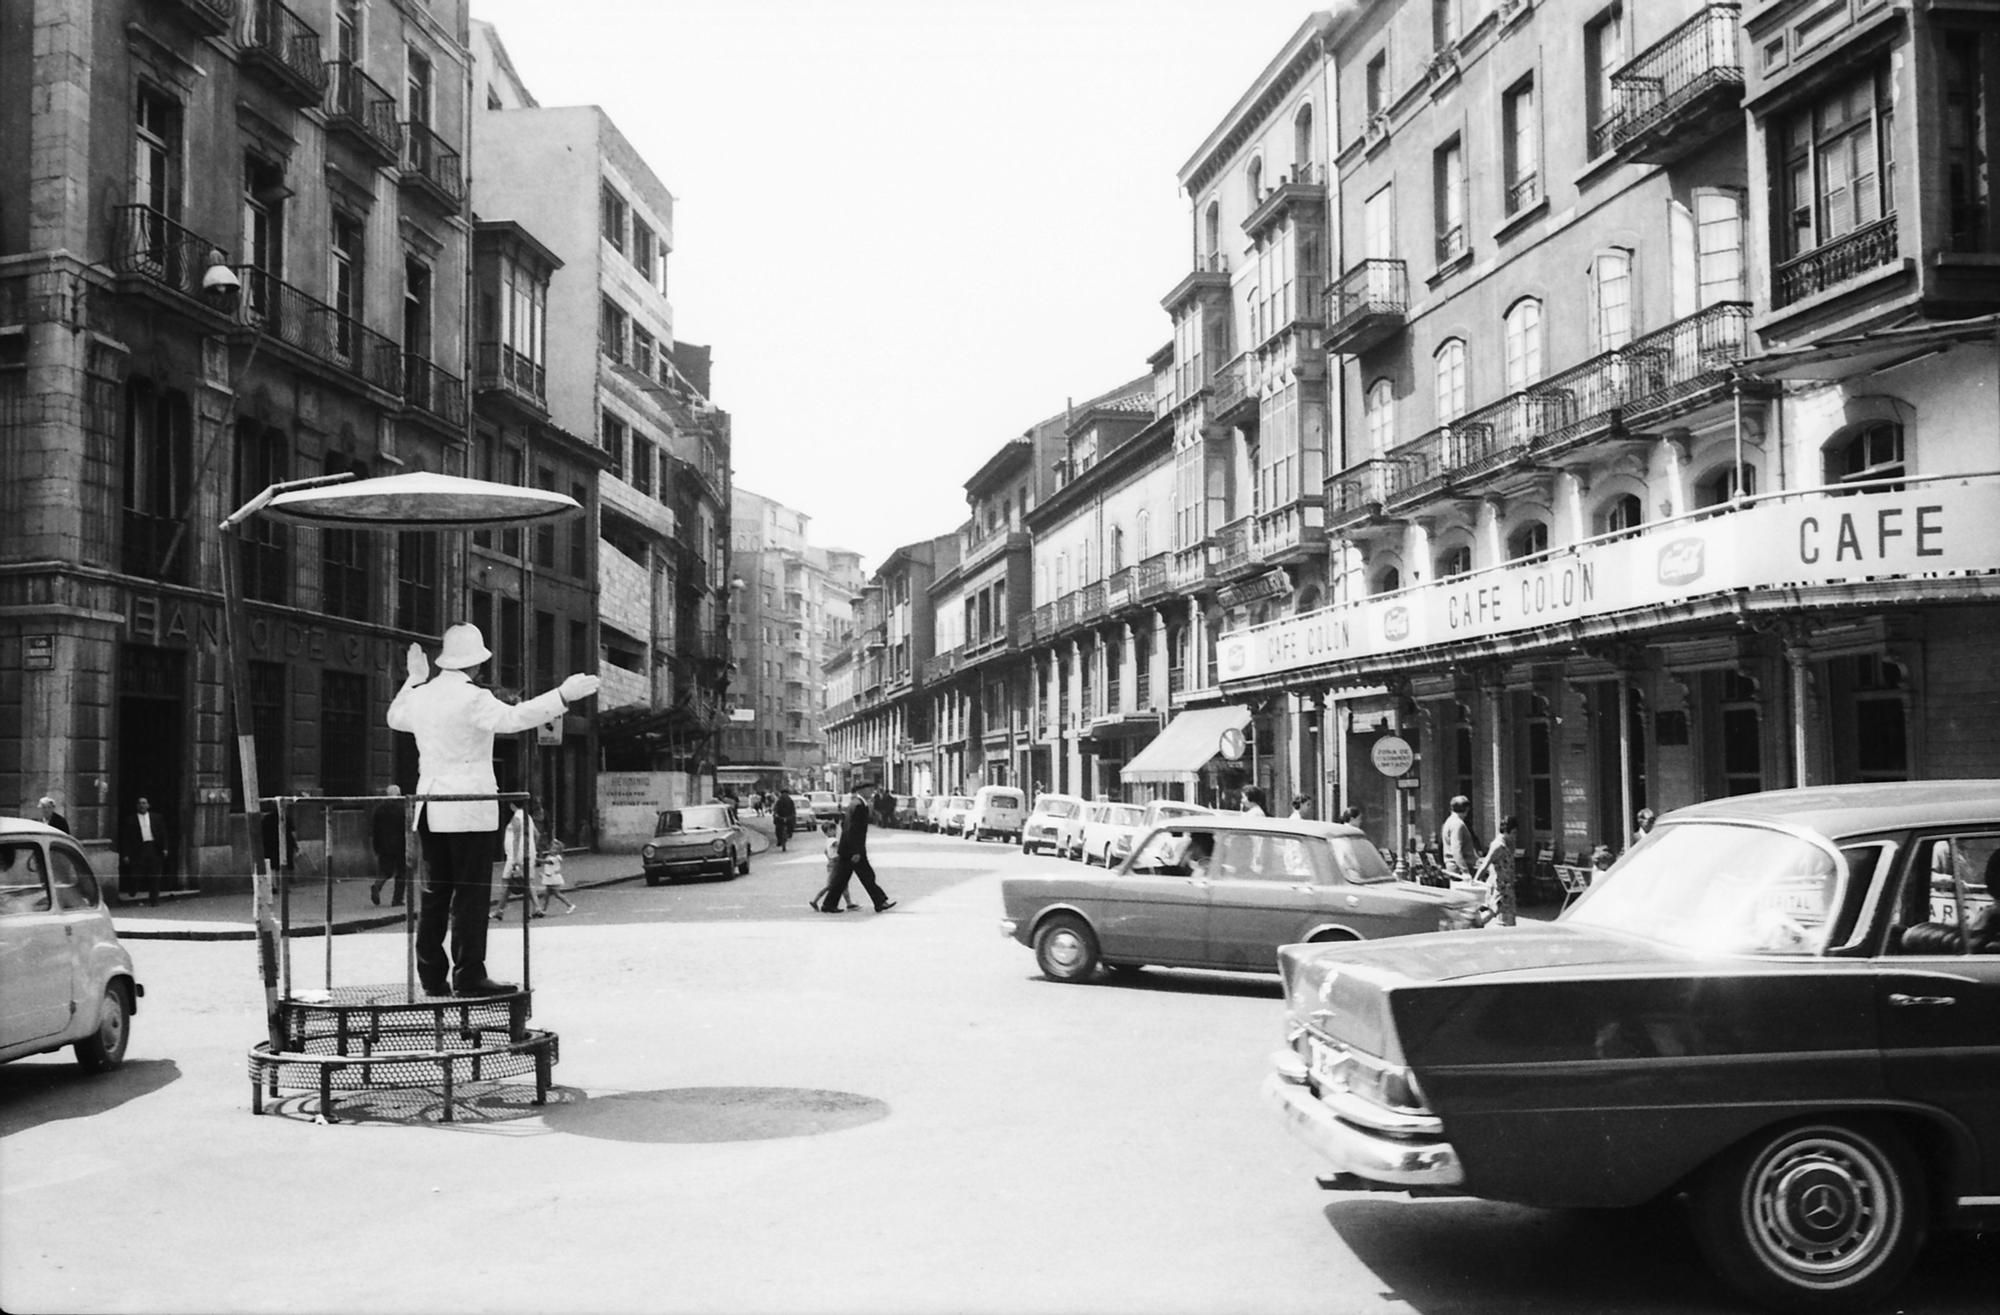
[532,844,576,916]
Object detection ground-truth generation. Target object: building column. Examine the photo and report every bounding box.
[1066,639,1083,794]
[1120,622,1136,714]
[1190,599,1207,692]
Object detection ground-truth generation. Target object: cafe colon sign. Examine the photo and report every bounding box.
[1217,477,2000,684]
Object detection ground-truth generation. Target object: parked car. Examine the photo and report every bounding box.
[806,791,841,826]
[641,803,751,884]
[895,795,928,829]
[938,795,975,835]
[1022,793,1085,855]
[965,785,1027,843]
[1080,802,1146,867]
[0,817,143,1072]
[1053,800,1103,861]
[1001,814,1479,981]
[1262,781,2000,1314]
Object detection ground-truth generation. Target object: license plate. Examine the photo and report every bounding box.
[1307,1037,1347,1091]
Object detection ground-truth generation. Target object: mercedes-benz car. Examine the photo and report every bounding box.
[1262,781,2000,1314]
[641,804,751,884]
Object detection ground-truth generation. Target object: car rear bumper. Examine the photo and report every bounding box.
[644,856,732,877]
[1260,1064,1464,1190]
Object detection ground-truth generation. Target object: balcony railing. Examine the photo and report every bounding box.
[1326,259,1409,355]
[401,121,465,209]
[1773,216,1900,309]
[1253,495,1324,560]
[324,61,401,164]
[1327,457,1400,534]
[1078,580,1106,622]
[1054,593,1077,631]
[1531,301,1750,456]
[1134,553,1171,602]
[168,0,236,36]
[235,267,402,392]
[1209,354,1256,423]
[242,0,327,105]
[1135,670,1151,708]
[474,341,548,407]
[1593,5,1743,164]
[109,205,218,304]
[1209,517,1252,577]
[1105,566,1134,611]
[1436,223,1467,267]
[403,354,466,429]
[1505,171,1541,215]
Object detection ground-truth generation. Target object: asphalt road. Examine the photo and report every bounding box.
[2,828,1992,1315]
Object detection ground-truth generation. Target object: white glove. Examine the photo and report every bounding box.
[405,643,429,684]
[559,673,601,704]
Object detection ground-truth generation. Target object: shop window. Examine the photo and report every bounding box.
[1717,669,1763,796]
[1831,654,1909,783]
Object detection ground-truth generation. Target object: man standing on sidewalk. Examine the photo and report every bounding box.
[814,780,894,914]
[369,785,408,907]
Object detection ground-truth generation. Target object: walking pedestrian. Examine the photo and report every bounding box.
[1630,807,1657,851]
[1475,815,1521,927]
[812,780,895,913]
[1289,794,1317,821]
[492,798,544,920]
[119,796,170,906]
[1241,786,1268,817]
[369,784,409,906]
[1440,794,1480,877]
[809,820,858,911]
[388,622,598,996]
[772,789,796,851]
[37,795,70,835]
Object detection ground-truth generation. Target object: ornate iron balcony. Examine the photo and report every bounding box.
[474,341,548,408]
[325,61,401,164]
[1326,259,1409,355]
[403,354,466,430]
[1773,217,1899,309]
[1592,5,1743,164]
[401,121,465,210]
[242,0,327,105]
[234,267,401,393]
[110,205,221,305]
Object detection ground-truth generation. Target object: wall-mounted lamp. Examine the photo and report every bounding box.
[201,248,241,313]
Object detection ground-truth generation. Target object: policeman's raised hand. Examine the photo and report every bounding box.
[559,673,601,704]
[406,642,429,683]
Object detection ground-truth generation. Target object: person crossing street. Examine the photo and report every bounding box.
[812,780,894,914]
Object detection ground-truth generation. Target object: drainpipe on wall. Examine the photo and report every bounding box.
[1617,673,1634,853]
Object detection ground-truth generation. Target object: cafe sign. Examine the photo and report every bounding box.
[1218,476,2000,683]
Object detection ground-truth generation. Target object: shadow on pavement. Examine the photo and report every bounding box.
[0,1058,181,1136]
[545,1086,890,1144]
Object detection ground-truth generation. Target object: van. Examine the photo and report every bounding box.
[965,785,1027,843]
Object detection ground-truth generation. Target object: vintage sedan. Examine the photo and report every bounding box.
[0,817,143,1072]
[1021,792,1084,855]
[641,804,751,884]
[1079,802,1146,867]
[1262,781,2000,1313]
[1001,815,1481,981]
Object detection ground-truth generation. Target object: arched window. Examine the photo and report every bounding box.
[1695,464,1755,508]
[1110,524,1126,572]
[1135,510,1151,561]
[1434,338,1467,422]
[1372,564,1402,595]
[1247,156,1264,206]
[1591,249,1633,351]
[1504,298,1542,388]
[1826,421,1905,490]
[1055,552,1069,596]
[1436,542,1472,578]
[1366,377,1396,453]
[1508,520,1549,560]
[1203,201,1221,267]
[1601,493,1644,536]
[1293,105,1314,179]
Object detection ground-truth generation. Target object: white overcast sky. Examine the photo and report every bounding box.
[469,0,1330,569]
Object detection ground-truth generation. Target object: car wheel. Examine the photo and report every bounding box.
[74,982,130,1072]
[1033,914,1100,983]
[737,852,750,876]
[1690,1118,1925,1314]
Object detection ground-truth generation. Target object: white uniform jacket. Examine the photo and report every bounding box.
[387,669,566,833]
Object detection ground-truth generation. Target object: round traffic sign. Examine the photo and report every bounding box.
[1218,726,1247,761]
[1370,735,1414,777]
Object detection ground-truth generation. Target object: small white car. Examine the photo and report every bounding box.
[964,785,1027,843]
[938,795,975,834]
[0,817,143,1072]
[1081,802,1147,867]
[1022,793,1084,855]
[1056,801,1107,861]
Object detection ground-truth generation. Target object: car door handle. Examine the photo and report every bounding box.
[1888,993,1957,1008]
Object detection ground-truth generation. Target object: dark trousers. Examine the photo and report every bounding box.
[371,850,408,904]
[131,844,165,905]
[417,820,496,991]
[820,851,887,910]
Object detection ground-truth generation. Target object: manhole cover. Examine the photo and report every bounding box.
[548,1086,888,1143]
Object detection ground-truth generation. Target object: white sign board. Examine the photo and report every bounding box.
[1370,736,1414,777]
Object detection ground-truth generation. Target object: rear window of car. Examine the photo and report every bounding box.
[948,796,973,809]
[658,806,733,834]
[0,841,51,915]
[1035,799,1079,818]
[1106,805,1143,827]
[984,791,1023,809]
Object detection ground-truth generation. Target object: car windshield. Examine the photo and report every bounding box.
[1036,800,1079,818]
[1565,821,1845,955]
[658,805,733,834]
[1105,805,1143,827]
[949,797,972,809]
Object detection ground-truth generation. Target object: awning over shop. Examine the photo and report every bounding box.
[1737,312,2000,381]
[1121,705,1250,784]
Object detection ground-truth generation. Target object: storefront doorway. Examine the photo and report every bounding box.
[117,644,186,889]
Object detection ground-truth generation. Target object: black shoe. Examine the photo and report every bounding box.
[419,979,449,996]
[454,978,517,997]
[369,886,382,906]
[875,900,897,912]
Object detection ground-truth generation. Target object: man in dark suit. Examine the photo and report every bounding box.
[370,784,409,907]
[815,781,895,914]
[37,796,70,835]
[119,796,170,906]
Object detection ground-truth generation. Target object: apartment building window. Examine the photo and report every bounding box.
[405,47,433,125]
[1601,493,1644,536]
[502,445,525,558]
[601,183,628,252]
[335,0,359,62]
[632,324,655,377]
[330,212,363,362]
[501,254,546,372]
[1503,298,1542,389]
[135,86,183,231]
[1777,70,1895,262]
[602,413,628,482]
[1364,185,1394,260]
[1259,382,1299,513]
[242,155,287,313]
[396,531,439,635]
[1584,4,1626,154]
[236,421,289,603]
[1247,156,1264,207]
[1174,442,1203,549]
[1365,377,1396,454]
[498,596,522,690]
[1110,524,1126,572]
[1432,0,1458,52]
[600,296,629,365]
[631,436,654,496]
[1434,338,1467,422]
[320,671,368,799]
[1509,520,1550,559]
[570,619,589,673]
[1372,564,1402,596]
[1826,421,1904,490]
[1365,50,1389,116]
[1434,137,1467,265]
[534,466,557,569]
[321,455,371,620]
[1943,33,1997,253]
[1293,104,1313,176]
[1203,202,1221,267]
[1591,250,1633,351]
[240,661,287,805]
[632,221,656,283]
[1436,542,1472,579]
[1135,509,1151,560]
[1502,76,1539,214]
[1695,191,1746,305]
[569,482,589,578]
